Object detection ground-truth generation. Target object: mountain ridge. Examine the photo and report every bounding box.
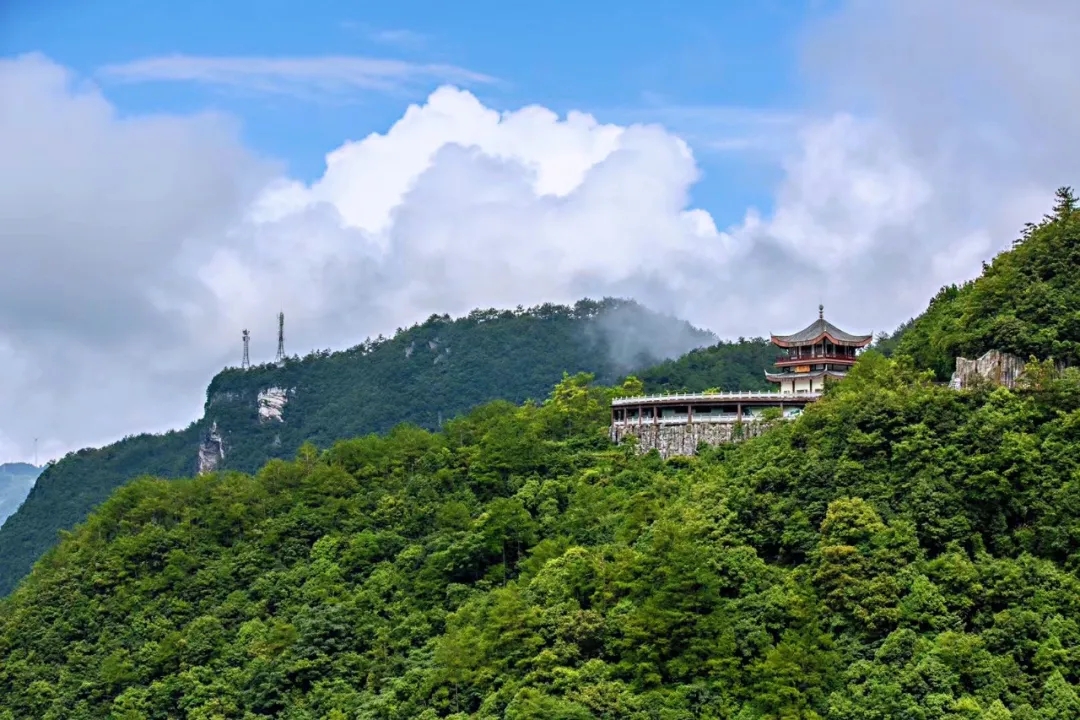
[0,298,761,596]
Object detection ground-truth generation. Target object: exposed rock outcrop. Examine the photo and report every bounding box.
[257,387,289,423]
[198,422,225,475]
[950,350,1026,389]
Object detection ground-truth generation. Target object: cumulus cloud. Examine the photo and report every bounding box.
[709,0,1075,334]
[784,0,1078,303]
[195,87,732,356]
[0,53,272,461]
[2,0,1077,462]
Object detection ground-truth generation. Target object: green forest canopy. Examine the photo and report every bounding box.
[2,192,1080,718]
[3,359,1080,718]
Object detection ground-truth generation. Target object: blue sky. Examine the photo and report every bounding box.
[2,0,835,223]
[7,0,1071,460]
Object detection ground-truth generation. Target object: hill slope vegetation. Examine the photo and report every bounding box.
[897,187,1080,378]
[636,338,776,393]
[3,194,1080,718]
[4,360,1080,718]
[0,299,722,596]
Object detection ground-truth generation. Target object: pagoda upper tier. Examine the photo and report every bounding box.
[770,305,873,349]
[766,305,872,393]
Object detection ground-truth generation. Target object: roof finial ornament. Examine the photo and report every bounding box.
[819,303,824,320]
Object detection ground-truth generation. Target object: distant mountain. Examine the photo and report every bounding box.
[0,463,40,527]
[0,298,729,596]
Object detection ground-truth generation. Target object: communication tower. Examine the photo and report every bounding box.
[275,312,285,363]
[241,329,251,369]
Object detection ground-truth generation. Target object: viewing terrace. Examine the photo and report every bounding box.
[610,390,823,458]
[611,390,822,425]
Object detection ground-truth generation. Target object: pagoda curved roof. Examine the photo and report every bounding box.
[770,315,872,348]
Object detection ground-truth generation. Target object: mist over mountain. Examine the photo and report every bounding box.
[0,463,40,527]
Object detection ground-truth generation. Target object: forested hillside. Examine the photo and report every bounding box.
[0,463,40,526]
[3,193,1080,718]
[0,299,718,596]
[638,338,776,392]
[897,187,1080,378]
[4,357,1080,718]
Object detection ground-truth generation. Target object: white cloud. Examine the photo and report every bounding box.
[339,22,430,50]
[0,55,734,462]
[370,29,429,49]
[98,54,494,100]
[4,0,1078,463]
[194,88,728,353]
[0,53,272,461]
[610,103,802,159]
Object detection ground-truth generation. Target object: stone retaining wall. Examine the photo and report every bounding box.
[611,421,769,459]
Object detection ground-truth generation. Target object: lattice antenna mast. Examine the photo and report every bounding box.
[275,312,285,363]
[241,329,251,370]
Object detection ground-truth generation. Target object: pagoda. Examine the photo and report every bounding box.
[766,305,872,394]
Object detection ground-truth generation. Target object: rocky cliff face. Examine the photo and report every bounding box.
[949,350,1027,389]
[197,422,225,475]
[257,387,289,422]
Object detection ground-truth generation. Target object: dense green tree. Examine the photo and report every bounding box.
[3,352,1080,718]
